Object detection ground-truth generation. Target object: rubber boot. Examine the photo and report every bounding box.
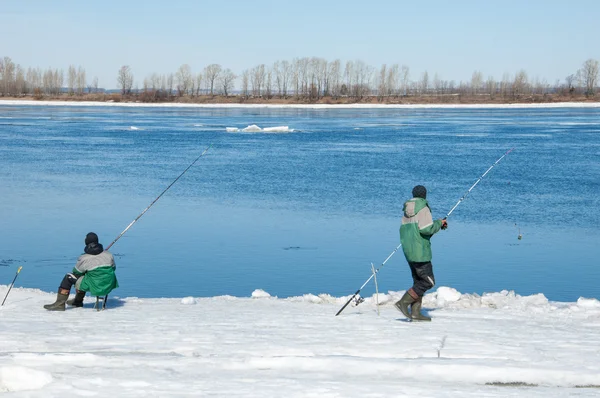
[411,297,431,322]
[394,290,417,319]
[67,290,86,307]
[43,290,69,311]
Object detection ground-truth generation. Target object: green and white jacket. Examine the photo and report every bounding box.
[72,245,119,297]
[399,197,442,262]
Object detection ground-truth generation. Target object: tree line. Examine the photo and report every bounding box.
[1,56,598,102]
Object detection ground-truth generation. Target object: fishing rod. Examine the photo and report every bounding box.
[335,147,515,316]
[2,266,23,306]
[105,144,213,251]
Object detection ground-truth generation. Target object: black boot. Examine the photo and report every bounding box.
[394,290,417,319]
[67,290,86,307]
[411,297,431,322]
[43,291,69,311]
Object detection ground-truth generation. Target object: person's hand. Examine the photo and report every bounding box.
[441,219,448,230]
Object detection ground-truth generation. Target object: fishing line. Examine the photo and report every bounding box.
[335,147,515,316]
[106,143,213,251]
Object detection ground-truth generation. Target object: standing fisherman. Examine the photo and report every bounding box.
[44,232,118,311]
[395,185,447,321]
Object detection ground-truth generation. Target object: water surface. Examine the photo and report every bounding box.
[1,104,599,301]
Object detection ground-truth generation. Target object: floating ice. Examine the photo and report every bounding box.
[263,126,292,133]
[228,125,294,133]
[242,124,262,132]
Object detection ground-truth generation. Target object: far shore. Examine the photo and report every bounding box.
[1,98,600,109]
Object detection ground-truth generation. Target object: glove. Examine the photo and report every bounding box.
[441,219,448,230]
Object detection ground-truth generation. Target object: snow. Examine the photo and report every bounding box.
[1,99,600,109]
[225,125,294,133]
[1,285,599,396]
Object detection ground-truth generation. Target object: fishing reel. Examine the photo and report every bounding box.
[352,294,365,306]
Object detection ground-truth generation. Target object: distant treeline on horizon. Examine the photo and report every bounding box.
[0,56,598,102]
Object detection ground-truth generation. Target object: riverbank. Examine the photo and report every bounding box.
[1,98,600,109]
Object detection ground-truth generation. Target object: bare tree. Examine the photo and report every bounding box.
[565,74,576,93]
[400,65,410,95]
[42,68,51,95]
[386,64,398,96]
[500,72,511,97]
[378,64,387,99]
[420,71,429,94]
[1,56,16,96]
[486,76,496,97]
[93,77,99,93]
[175,64,193,96]
[67,65,76,95]
[344,61,353,97]
[512,70,528,97]
[26,67,42,94]
[273,61,283,97]
[117,65,134,95]
[219,68,236,96]
[241,70,249,98]
[15,65,25,95]
[204,64,222,95]
[579,58,599,96]
[265,67,272,99]
[297,58,309,97]
[251,64,265,97]
[166,73,174,97]
[76,66,86,95]
[328,59,341,98]
[471,71,483,95]
[432,73,441,95]
[195,73,203,96]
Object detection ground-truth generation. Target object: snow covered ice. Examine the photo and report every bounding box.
[1,286,600,397]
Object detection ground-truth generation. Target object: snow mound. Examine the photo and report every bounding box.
[251,289,271,298]
[0,366,53,392]
[181,297,197,305]
[242,124,262,132]
[433,286,462,306]
[576,297,600,309]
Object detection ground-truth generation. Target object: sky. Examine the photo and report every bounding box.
[1,0,599,89]
[1,285,600,396]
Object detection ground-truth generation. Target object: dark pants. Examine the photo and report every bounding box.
[59,273,81,291]
[408,261,435,297]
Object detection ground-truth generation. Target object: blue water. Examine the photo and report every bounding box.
[1,104,599,302]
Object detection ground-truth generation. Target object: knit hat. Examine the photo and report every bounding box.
[412,185,427,199]
[85,232,99,245]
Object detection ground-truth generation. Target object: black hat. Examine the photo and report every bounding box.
[85,232,99,245]
[412,185,427,199]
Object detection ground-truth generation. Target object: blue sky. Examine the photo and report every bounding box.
[2,0,598,89]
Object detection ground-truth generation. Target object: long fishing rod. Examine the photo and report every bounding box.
[335,147,515,316]
[2,266,23,306]
[105,144,213,251]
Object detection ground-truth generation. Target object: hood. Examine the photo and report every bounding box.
[403,198,428,217]
[84,242,104,255]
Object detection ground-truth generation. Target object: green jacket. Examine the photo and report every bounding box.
[72,249,119,297]
[399,197,442,262]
